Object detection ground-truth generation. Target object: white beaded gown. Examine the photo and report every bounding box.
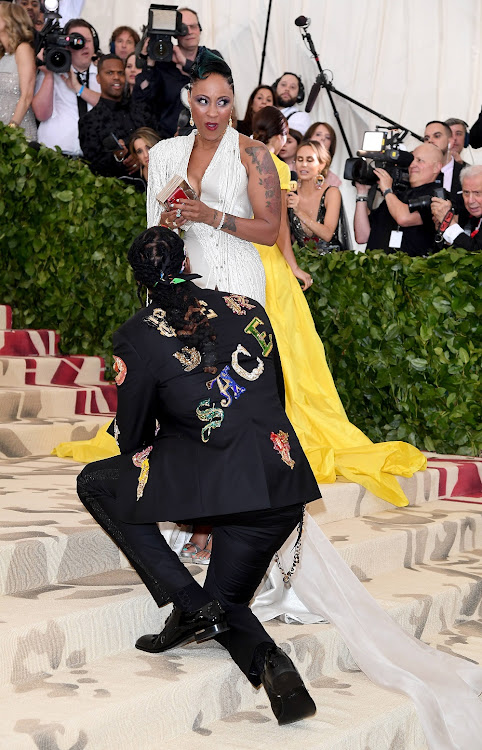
[0,52,37,139]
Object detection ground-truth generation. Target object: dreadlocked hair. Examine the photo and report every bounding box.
[128,227,218,373]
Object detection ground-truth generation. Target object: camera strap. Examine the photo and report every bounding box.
[439,208,455,233]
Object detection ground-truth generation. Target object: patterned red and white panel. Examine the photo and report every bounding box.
[426,453,482,505]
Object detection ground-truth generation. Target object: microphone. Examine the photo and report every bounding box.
[305,80,321,113]
[294,16,310,28]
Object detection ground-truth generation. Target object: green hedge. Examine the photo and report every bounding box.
[0,125,480,454]
[295,243,481,455]
[0,123,144,366]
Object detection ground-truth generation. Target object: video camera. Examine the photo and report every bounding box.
[344,128,414,191]
[34,0,85,73]
[137,4,188,64]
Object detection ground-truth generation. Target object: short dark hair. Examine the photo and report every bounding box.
[445,118,468,131]
[190,48,233,92]
[425,120,452,138]
[110,25,140,45]
[241,85,275,131]
[97,53,123,73]
[252,106,288,144]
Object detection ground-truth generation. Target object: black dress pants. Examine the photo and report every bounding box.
[77,456,303,685]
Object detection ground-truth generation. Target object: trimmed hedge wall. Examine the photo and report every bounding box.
[295,243,481,455]
[1,125,480,454]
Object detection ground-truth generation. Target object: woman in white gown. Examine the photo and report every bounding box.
[145,51,482,748]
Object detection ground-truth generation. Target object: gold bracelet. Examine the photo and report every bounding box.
[8,121,19,128]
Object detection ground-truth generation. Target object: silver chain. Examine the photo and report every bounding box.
[273,505,306,587]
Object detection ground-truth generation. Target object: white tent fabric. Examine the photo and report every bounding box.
[81,0,482,243]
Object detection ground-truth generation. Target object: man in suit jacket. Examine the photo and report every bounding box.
[77,226,319,725]
[431,164,482,251]
[424,120,463,212]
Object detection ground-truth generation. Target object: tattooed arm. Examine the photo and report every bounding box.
[174,136,281,245]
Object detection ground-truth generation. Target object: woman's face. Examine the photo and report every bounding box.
[311,124,332,151]
[279,133,298,160]
[125,54,141,88]
[115,31,136,60]
[133,137,151,168]
[296,145,324,181]
[251,87,273,114]
[189,73,234,141]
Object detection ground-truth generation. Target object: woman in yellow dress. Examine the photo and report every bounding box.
[250,106,424,506]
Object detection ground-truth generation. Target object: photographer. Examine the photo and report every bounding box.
[131,7,222,138]
[354,143,443,256]
[33,17,101,156]
[78,54,156,178]
[431,164,482,252]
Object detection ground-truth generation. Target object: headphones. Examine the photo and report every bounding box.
[272,72,305,104]
[462,120,470,149]
[65,19,100,54]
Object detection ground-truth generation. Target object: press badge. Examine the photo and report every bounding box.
[389,230,403,248]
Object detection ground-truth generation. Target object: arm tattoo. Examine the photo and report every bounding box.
[246,145,281,217]
[221,213,237,232]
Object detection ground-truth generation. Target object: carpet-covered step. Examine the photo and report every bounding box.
[0,416,108,458]
[0,648,430,750]
[0,329,59,356]
[0,385,116,420]
[0,305,12,330]
[1,608,481,750]
[1,537,480,689]
[0,355,108,387]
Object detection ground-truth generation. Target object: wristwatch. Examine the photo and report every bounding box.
[383,188,393,197]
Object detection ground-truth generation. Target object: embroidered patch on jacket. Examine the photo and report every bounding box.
[270,430,295,470]
[132,445,153,500]
[196,399,224,442]
[206,364,246,407]
[223,294,256,315]
[244,317,273,357]
[113,419,120,446]
[198,299,218,319]
[173,346,201,372]
[144,308,176,337]
[231,344,264,381]
[113,356,127,385]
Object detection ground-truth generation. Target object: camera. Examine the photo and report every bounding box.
[145,4,187,63]
[344,129,413,190]
[408,186,447,213]
[35,1,85,73]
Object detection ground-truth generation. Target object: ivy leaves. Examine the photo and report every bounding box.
[295,243,481,456]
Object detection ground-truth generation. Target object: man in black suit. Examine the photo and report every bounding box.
[77,227,319,725]
[431,164,482,251]
[424,120,463,211]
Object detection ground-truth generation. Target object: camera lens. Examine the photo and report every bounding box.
[46,47,70,72]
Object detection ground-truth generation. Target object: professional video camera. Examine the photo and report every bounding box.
[34,0,85,73]
[140,4,187,63]
[344,128,414,190]
[408,186,447,213]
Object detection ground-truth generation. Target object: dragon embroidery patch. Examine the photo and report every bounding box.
[270,430,295,470]
[113,356,127,385]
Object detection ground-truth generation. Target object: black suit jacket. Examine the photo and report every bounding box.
[436,160,463,213]
[111,284,320,524]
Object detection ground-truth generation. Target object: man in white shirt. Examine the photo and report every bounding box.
[431,164,482,251]
[33,18,101,156]
[273,72,311,136]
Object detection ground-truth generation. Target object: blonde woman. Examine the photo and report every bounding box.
[0,1,36,138]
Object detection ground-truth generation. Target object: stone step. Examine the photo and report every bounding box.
[0,329,59,357]
[0,305,12,331]
[0,355,108,387]
[1,525,481,688]
[0,384,116,420]
[0,417,108,458]
[1,602,481,750]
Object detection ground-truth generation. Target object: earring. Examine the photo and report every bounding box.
[315,173,325,189]
[229,112,233,128]
[189,111,194,127]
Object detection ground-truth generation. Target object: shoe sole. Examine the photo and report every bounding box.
[274,686,317,725]
[135,621,229,653]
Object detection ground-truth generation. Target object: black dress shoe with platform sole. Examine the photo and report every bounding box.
[135,599,229,653]
[261,646,316,725]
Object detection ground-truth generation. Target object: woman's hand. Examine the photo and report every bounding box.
[292,265,313,291]
[286,191,300,212]
[177,198,219,226]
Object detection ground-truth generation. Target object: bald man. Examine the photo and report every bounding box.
[354,143,443,256]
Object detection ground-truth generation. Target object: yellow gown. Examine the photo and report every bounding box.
[54,153,426,506]
[252,154,426,507]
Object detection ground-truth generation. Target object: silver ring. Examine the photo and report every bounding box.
[176,208,182,219]
[172,221,177,228]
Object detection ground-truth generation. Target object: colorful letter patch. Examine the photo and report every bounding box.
[173,346,201,372]
[196,399,224,442]
[113,356,127,385]
[244,317,273,357]
[231,344,264,381]
[223,294,255,315]
[206,365,246,407]
[132,445,153,500]
[144,308,176,337]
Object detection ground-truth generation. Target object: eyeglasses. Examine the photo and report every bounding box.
[185,23,200,31]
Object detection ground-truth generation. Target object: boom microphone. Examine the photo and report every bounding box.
[294,16,310,28]
[305,80,321,113]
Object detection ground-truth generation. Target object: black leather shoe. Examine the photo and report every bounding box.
[260,646,316,725]
[135,600,229,653]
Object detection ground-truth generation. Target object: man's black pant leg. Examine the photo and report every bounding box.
[77,456,199,608]
[205,504,303,685]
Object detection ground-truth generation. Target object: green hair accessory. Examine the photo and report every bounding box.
[170,278,186,285]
